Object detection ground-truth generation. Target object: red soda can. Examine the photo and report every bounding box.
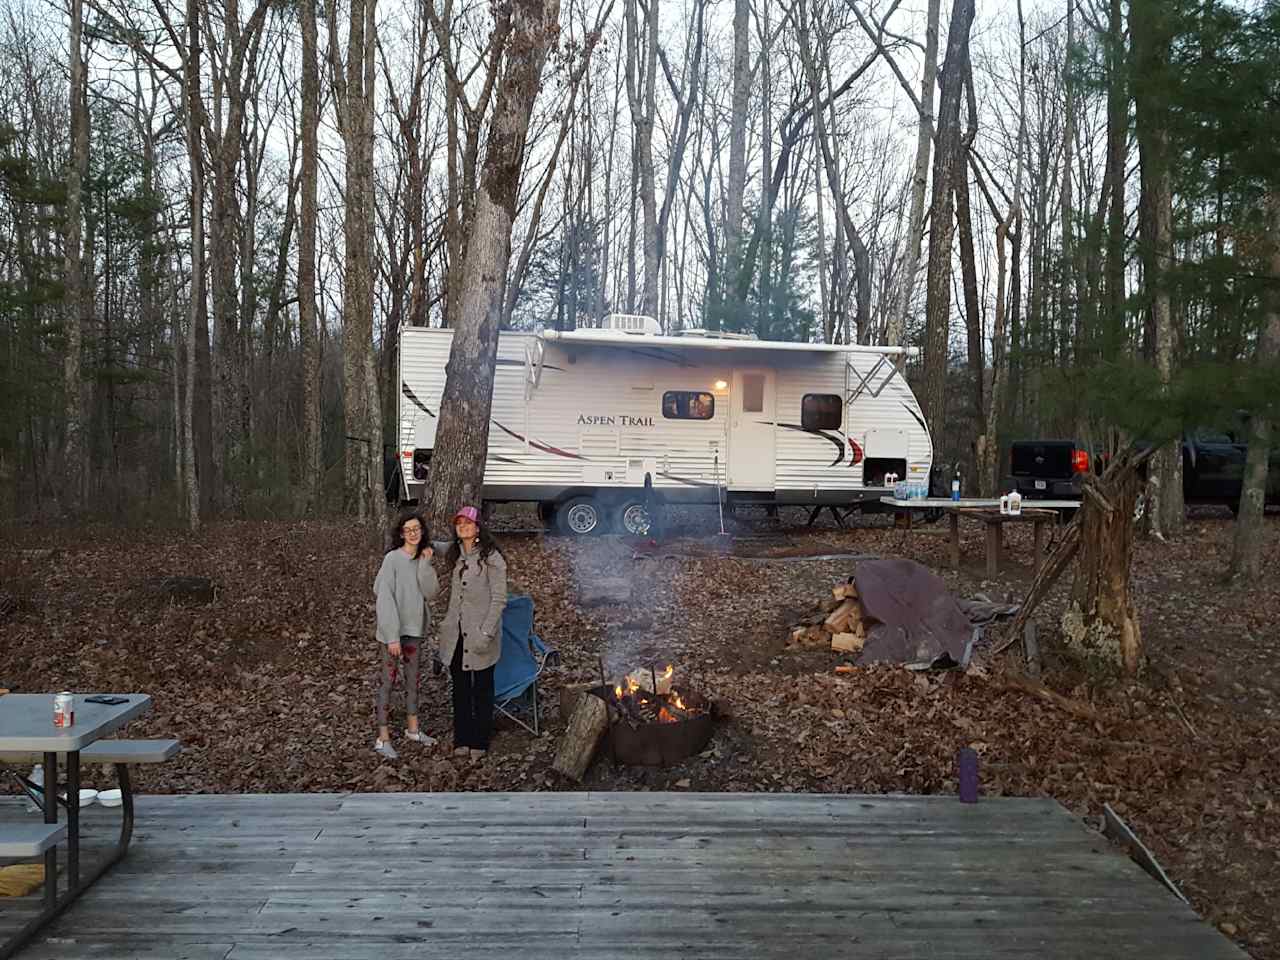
[53,692,74,728]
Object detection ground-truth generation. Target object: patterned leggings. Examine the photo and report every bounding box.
[375,639,419,727]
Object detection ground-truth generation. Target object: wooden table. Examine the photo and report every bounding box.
[942,506,1059,577]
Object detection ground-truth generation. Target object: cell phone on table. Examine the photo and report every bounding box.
[84,695,128,705]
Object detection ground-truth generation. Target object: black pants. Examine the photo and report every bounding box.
[450,640,495,749]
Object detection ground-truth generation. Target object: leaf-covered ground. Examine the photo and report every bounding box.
[2,507,1276,957]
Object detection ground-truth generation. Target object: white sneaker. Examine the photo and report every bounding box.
[373,739,399,760]
[405,730,437,746]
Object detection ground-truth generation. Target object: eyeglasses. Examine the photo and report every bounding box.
[402,525,423,535]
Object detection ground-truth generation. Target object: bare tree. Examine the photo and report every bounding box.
[885,0,940,346]
[62,0,89,511]
[921,0,974,441]
[328,0,383,518]
[1229,188,1280,579]
[425,0,562,532]
[1132,0,1184,539]
[299,0,321,514]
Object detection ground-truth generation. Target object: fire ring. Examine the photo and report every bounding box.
[590,685,717,767]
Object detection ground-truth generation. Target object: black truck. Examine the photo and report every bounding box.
[1007,432,1280,512]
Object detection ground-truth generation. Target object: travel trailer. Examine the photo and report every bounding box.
[396,315,933,535]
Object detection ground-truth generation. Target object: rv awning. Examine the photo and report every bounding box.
[538,329,919,358]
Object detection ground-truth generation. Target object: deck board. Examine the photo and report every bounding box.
[1,792,1244,959]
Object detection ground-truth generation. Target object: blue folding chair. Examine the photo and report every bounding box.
[494,595,558,735]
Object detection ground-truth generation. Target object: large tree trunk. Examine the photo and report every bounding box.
[62,0,89,512]
[299,0,321,514]
[1133,0,1184,539]
[424,0,560,534]
[921,0,974,442]
[1229,190,1280,579]
[624,0,659,319]
[885,0,940,346]
[1062,459,1144,674]
[330,0,383,518]
[1104,0,1126,349]
[183,0,204,531]
[720,0,749,323]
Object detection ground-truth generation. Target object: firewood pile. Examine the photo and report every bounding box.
[786,579,871,655]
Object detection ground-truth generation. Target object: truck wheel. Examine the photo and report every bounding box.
[615,498,655,537]
[558,497,605,536]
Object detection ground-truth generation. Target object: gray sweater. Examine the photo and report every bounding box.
[373,548,440,646]
[437,549,508,671]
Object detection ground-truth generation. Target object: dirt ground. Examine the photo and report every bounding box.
[1,506,1277,957]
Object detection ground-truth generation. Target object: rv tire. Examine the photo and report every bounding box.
[615,498,656,537]
[558,496,605,536]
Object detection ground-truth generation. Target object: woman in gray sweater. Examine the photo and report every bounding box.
[372,510,440,759]
[438,505,508,760]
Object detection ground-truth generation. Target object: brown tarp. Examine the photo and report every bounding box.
[853,558,973,666]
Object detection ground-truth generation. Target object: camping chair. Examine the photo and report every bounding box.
[494,594,558,735]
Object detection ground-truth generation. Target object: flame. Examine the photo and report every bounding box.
[613,684,623,700]
[626,676,641,695]
[657,707,676,723]
[671,692,687,710]
[662,665,673,680]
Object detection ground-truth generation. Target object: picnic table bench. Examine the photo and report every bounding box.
[881,497,1078,577]
[0,693,178,960]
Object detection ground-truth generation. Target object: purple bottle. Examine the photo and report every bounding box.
[958,747,979,803]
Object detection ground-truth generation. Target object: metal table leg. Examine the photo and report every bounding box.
[66,750,80,888]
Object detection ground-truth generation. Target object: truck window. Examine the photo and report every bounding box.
[662,391,715,420]
[802,394,842,430]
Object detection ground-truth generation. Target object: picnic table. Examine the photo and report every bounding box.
[0,692,150,959]
[881,497,1078,577]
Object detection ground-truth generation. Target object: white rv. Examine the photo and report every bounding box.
[396,315,933,535]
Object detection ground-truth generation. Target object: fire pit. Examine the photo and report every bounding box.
[591,665,717,767]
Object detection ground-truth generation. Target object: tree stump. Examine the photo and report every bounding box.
[552,691,609,781]
[1062,463,1143,673]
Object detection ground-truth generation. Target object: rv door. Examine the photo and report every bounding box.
[728,369,776,490]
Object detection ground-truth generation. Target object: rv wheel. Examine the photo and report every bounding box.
[558,497,604,536]
[615,499,654,537]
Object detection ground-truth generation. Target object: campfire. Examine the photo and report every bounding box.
[606,665,700,725]
[552,662,717,779]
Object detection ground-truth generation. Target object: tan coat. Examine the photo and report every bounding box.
[437,549,508,671]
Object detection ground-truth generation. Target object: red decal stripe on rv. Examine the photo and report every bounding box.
[491,420,587,460]
[847,438,863,467]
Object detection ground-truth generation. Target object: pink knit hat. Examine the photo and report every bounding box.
[453,505,480,525]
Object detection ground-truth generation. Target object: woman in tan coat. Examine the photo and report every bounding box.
[438,506,507,759]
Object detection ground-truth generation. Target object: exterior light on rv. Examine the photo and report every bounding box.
[713,380,728,391]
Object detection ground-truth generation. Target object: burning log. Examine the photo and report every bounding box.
[552,691,610,781]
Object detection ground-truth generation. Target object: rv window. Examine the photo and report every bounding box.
[662,391,715,420]
[742,374,765,413]
[802,394,842,430]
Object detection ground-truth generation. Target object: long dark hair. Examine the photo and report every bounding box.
[445,525,502,569]
[388,509,429,559]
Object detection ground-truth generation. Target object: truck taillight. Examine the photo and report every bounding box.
[1072,449,1090,474]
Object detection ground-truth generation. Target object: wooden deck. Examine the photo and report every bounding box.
[2,792,1244,959]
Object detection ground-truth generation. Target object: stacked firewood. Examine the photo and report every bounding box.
[786,579,869,655]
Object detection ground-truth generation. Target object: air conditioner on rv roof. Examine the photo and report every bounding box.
[603,313,661,335]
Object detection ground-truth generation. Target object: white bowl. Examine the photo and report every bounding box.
[77,788,98,808]
[97,789,122,808]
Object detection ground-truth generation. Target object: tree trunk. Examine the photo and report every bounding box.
[624,0,659,318]
[1062,461,1144,674]
[424,0,561,534]
[1132,0,1184,539]
[62,0,89,512]
[1104,0,1126,350]
[330,0,382,518]
[1229,189,1280,579]
[921,0,974,443]
[299,0,321,514]
[885,0,940,346]
[183,0,204,531]
[720,0,749,323]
